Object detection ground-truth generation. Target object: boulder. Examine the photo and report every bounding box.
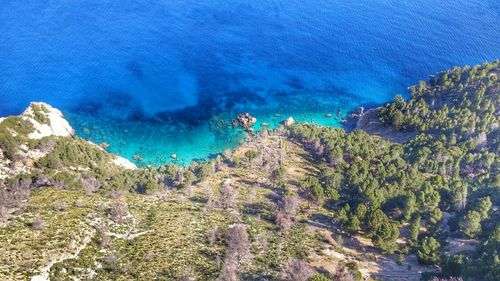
[282,117,295,127]
[235,113,257,129]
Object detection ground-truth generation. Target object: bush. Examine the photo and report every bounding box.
[417,236,441,265]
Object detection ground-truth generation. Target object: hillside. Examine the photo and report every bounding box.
[0,61,499,281]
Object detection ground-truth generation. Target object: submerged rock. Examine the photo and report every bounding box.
[99,142,110,149]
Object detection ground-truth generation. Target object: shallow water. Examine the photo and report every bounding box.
[1,0,499,165]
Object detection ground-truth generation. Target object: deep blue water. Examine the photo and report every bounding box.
[1,0,499,165]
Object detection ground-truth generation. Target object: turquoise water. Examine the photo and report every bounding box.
[1,1,499,166]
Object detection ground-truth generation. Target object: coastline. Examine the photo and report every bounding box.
[1,101,405,170]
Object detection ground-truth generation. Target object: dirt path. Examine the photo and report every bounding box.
[306,218,438,281]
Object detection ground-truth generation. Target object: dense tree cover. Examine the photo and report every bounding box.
[290,61,499,280]
[289,126,412,253]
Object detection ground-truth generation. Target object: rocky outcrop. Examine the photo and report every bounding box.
[112,156,137,170]
[20,102,75,139]
[1,102,137,171]
[233,113,257,129]
[282,117,295,127]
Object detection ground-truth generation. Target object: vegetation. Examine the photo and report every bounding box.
[289,61,499,280]
[0,62,498,280]
[0,116,35,159]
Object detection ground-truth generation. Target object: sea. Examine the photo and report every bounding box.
[1,0,499,166]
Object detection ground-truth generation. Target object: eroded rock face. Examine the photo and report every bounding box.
[21,102,75,139]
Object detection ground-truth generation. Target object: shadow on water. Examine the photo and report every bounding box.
[286,75,305,90]
[127,61,144,80]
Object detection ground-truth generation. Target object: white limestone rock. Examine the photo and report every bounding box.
[1,102,137,171]
[112,156,137,170]
[282,117,295,127]
[20,102,75,139]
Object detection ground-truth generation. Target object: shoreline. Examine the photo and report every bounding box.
[1,101,396,169]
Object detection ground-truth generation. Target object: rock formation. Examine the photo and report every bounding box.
[282,117,295,127]
[21,102,75,139]
[234,113,257,129]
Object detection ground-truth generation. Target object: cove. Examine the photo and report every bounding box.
[1,0,499,166]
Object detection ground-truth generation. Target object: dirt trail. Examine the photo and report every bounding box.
[306,219,438,281]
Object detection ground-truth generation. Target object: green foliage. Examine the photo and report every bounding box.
[193,162,213,182]
[0,116,35,159]
[291,62,499,269]
[442,227,500,281]
[409,215,421,243]
[318,167,341,201]
[475,196,492,219]
[244,149,259,163]
[429,208,442,226]
[460,210,482,238]
[417,236,441,265]
[310,273,333,281]
[1,62,498,279]
[37,138,112,173]
[373,220,400,253]
[30,103,51,125]
[345,261,363,281]
[403,193,417,221]
[302,176,324,205]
